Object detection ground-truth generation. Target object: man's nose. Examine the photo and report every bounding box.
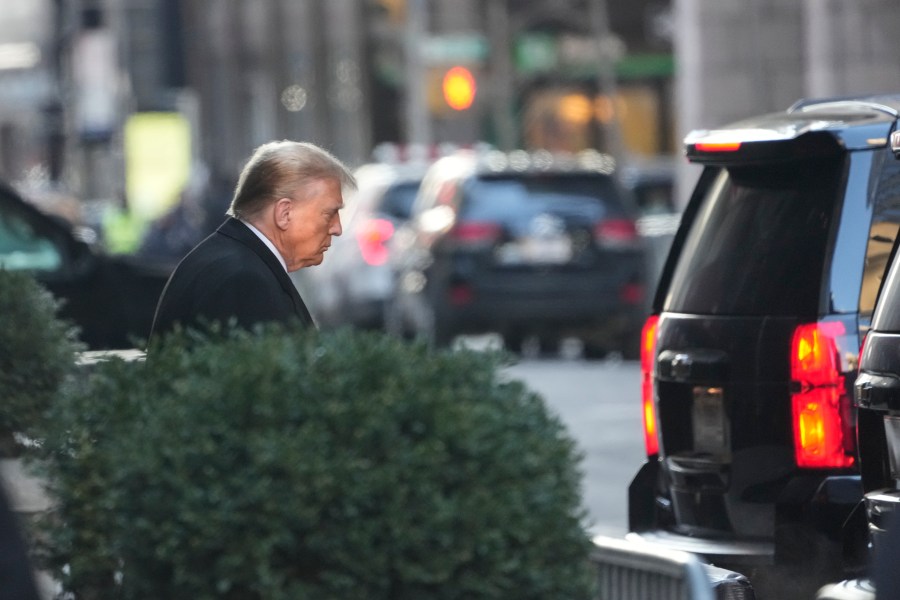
[331,214,343,236]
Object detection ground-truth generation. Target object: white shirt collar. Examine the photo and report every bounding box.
[239,219,287,272]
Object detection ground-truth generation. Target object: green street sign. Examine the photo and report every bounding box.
[514,33,558,74]
[422,34,488,64]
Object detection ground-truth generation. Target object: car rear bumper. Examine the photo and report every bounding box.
[629,459,865,597]
[447,281,644,331]
[624,530,773,564]
[815,578,875,600]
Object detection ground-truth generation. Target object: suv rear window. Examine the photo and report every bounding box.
[380,181,419,221]
[459,174,627,224]
[664,158,844,316]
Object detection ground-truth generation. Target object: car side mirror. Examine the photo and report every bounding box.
[891,130,900,159]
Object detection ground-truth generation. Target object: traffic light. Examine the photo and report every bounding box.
[441,66,476,111]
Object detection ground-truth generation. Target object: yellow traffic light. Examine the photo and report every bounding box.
[378,0,405,24]
[442,66,476,111]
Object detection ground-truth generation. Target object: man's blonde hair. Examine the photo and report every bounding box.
[227,140,356,220]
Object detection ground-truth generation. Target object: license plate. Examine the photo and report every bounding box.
[692,387,729,457]
[883,416,900,481]
[495,236,572,265]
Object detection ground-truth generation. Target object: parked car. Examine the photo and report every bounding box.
[817,130,900,600]
[620,157,681,311]
[619,157,679,217]
[0,180,171,349]
[384,149,648,357]
[628,95,900,600]
[299,160,427,329]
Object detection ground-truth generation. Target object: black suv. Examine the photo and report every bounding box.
[385,149,647,357]
[629,95,900,599]
[0,180,171,349]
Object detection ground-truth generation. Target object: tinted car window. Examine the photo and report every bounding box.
[0,202,63,271]
[664,158,843,316]
[632,181,674,215]
[871,229,900,332]
[380,181,419,220]
[459,174,625,224]
[860,156,900,318]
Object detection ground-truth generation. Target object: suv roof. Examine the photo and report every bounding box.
[440,148,617,175]
[685,95,900,165]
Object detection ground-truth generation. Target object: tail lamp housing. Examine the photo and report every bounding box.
[790,322,855,469]
[450,220,501,248]
[356,218,395,266]
[641,315,660,457]
[594,218,639,250]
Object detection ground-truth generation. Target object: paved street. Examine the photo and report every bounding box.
[504,354,644,538]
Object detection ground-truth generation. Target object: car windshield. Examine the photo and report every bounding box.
[380,181,419,220]
[664,158,843,316]
[460,173,626,223]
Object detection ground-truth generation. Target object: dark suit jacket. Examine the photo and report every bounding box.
[149,218,313,340]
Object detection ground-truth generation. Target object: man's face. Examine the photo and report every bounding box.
[282,178,344,271]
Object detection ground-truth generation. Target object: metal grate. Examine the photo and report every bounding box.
[592,536,714,600]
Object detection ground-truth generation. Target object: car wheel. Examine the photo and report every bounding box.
[503,331,526,353]
[618,331,641,361]
[582,342,610,361]
[504,331,543,357]
[540,335,562,358]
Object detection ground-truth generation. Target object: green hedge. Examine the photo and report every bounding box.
[36,326,594,599]
[0,269,80,452]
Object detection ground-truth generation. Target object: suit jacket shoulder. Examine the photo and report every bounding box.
[150,218,312,339]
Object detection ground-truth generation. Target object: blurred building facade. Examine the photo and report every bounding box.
[675,0,900,205]
[2,1,899,217]
[2,0,674,214]
[0,3,55,183]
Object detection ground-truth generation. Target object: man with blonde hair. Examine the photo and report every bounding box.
[150,140,356,339]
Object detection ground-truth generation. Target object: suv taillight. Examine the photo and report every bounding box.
[355,218,395,266]
[594,218,638,249]
[790,322,855,469]
[450,221,501,247]
[641,315,660,457]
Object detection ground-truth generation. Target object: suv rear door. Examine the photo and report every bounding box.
[631,101,900,597]
[654,149,857,535]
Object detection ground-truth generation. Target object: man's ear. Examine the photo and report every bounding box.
[274,198,293,230]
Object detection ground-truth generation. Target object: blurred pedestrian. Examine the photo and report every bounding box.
[149,140,355,341]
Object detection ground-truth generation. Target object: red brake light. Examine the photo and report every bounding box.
[450,221,501,244]
[448,283,474,306]
[695,141,742,152]
[594,218,638,249]
[356,218,394,266]
[619,282,644,305]
[790,322,854,469]
[641,315,660,457]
